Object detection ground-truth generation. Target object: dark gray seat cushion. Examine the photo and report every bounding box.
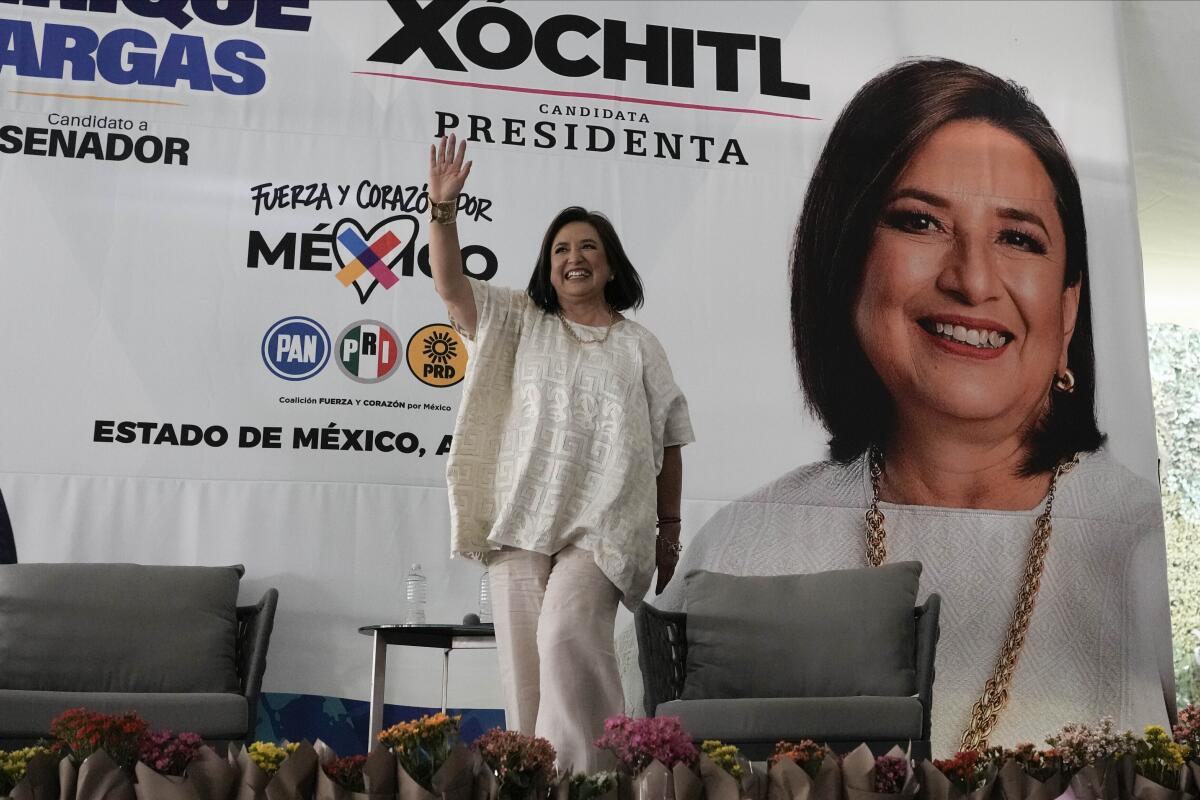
[0,563,240,693]
[681,561,921,700]
[0,690,248,738]
[657,696,924,743]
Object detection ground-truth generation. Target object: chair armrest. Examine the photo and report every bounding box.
[634,603,688,715]
[914,593,941,742]
[236,588,279,737]
[0,488,15,565]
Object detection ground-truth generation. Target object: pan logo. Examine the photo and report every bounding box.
[262,316,330,381]
[336,320,401,383]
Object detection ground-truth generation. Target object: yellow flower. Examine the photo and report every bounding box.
[701,740,743,779]
[247,741,300,776]
[1,746,53,793]
[378,713,461,752]
[378,714,463,793]
[1133,725,1187,785]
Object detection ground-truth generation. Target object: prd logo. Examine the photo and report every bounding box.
[407,324,467,387]
[336,320,401,383]
[262,316,330,381]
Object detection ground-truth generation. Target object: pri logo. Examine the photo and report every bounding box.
[336,320,401,383]
[262,316,330,381]
[332,216,418,304]
[407,324,467,387]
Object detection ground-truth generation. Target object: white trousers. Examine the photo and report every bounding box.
[488,545,623,773]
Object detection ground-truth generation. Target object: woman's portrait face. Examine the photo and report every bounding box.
[852,119,1081,438]
[549,221,613,304]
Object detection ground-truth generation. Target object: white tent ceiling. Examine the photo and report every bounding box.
[1122,1,1200,327]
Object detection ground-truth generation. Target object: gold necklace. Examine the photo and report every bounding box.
[865,447,1079,751]
[556,308,618,345]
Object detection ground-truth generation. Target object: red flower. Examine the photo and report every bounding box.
[324,754,369,792]
[932,751,987,793]
[770,740,831,780]
[49,708,151,773]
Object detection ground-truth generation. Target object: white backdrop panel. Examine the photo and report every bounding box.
[0,0,1159,708]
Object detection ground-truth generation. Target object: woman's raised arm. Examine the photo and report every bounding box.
[428,133,477,337]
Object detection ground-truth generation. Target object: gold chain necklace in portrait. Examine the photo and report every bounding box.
[556,308,618,345]
[865,447,1079,751]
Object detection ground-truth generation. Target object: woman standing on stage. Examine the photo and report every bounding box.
[426,134,694,772]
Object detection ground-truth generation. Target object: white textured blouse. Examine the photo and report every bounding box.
[447,278,694,605]
[647,449,1173,757]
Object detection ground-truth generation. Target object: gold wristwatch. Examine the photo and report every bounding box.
[430,199,457,224]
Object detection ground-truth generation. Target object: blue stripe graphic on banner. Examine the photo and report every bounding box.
[255,692,504,754]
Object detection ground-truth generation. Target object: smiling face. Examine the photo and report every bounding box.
[548,221,613,306]
[853,119,1081,441]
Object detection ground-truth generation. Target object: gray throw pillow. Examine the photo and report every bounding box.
[680,561,921,700]
[0,563,241,693]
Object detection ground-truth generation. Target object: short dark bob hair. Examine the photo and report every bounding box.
[527,207,645,313]
[791,58,1103,474]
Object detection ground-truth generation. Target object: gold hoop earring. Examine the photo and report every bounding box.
[1054,368,1076,394]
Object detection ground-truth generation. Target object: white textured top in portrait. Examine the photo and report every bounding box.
[447,278,694,606]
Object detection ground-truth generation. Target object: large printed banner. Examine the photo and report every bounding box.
[0,0,1164,738]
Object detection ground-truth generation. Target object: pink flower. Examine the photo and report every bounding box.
[1173,704,1200,754]
[476,727,556,794]
[594,715,698,773]
[873,755,908,794]
[138,729,203,776]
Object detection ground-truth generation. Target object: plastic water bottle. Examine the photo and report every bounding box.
[478,569,492,623]
[404,563,427,624]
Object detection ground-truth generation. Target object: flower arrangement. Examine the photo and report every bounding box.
[987,743,1062,782]
[1172,704,1200,756]
[1045,717,1138,774]
[323,754,369,792]
[247,741,301,777]
[594,715,698,773]
[379,711,461,790]
[476,728,556,800]
[873,755,908,794]
[1133,725,1188,786]
[138,729,204,777]
[568,771,617,800]
[769,740,832,780]
[0,745,53,795]
[700,741,743,780]
[49,707,150,771]
[931,751,988,794]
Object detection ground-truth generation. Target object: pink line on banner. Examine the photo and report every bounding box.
[352,71,821,122]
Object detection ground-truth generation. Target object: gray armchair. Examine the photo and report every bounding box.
[236,586,280,737]
[636,589,940,761]
[0,563,278,747]
[0,488,15,564]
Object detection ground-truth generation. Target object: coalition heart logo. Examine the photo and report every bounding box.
[331,215,419,304]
